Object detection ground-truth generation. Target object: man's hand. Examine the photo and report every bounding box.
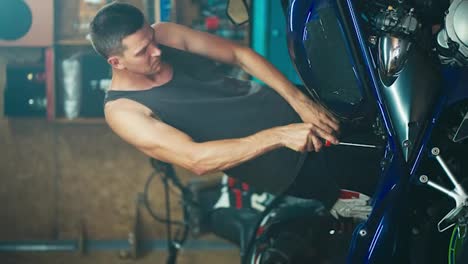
[292,96,340,145]
[274,123,338,153]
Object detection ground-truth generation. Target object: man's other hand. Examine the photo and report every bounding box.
[294,98,340,144]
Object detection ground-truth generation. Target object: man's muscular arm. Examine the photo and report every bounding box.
[105,100,331,176]
[153,22,339,148]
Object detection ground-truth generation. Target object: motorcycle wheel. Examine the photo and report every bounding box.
[448,225,468,264]
[247,229,321,264]
[246,217,353,264]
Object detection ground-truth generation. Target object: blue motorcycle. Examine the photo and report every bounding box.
[237,0,468,263]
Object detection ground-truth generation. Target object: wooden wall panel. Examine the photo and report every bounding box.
[52,122,161,239]
[0,119,225,244]
[0,119,56,239]
[60,121,169,239]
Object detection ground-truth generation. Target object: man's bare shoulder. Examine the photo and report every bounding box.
[105,98,148,113]
[103,97,181,152]
[104,98,157,124]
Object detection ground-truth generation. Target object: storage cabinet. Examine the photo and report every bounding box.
[52,0,168,121]
[0,0,166,121]
[53,0,122,121]
[0,0,54,119]
[2,0,257,120]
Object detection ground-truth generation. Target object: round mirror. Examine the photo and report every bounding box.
[0,0,33,41]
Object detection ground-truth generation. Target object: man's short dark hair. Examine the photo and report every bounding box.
[89,2,145,58]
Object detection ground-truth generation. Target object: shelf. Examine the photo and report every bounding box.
[0,117,106,124]
[56,39,92,46]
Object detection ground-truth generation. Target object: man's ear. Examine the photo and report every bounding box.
[107,56,125,70]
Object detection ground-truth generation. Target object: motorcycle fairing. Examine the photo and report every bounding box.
[286,0,374,122]
[287,0,443,161]
[286,0,448,263]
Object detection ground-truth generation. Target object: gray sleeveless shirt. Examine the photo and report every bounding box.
[104,46,304,194]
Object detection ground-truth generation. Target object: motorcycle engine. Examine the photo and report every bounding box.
[363,0,420,35]
[436,0,468,66]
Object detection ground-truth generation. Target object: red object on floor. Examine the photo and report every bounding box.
[205,16,220,30]
[339,189,361,199]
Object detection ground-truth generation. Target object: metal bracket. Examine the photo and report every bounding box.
[419,147,468,232]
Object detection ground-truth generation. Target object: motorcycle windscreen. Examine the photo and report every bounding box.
[287,0,371,121]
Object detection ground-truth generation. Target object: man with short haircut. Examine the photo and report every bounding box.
[89,2,372,219]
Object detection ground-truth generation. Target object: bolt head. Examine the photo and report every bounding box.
[359,229,367,237]
[419,175,428,184]
[402,140,411,147]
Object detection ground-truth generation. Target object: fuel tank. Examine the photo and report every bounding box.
[287,0,443,160]
[377,34,443,160]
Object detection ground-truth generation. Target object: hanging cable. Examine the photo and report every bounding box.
[143,170,185,226]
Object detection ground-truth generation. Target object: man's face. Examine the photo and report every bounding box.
[109,24,162,75]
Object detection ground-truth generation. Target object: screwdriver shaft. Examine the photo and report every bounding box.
[337,142,378,148]
[325,140,380,149]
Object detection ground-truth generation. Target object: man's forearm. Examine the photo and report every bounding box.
[142,123,312,176]
[145,127,283,176]
[186,128,283,175]
[235,47,310,111]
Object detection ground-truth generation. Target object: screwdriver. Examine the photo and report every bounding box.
[324,140,381,149]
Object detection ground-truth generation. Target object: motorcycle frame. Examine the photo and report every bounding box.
[285,0,460,262]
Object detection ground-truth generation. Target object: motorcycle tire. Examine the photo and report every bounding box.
[448,225,468,264]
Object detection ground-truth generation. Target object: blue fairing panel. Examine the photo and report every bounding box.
[286,0,371,121]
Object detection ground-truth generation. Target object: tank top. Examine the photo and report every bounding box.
[104,46,304,194]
